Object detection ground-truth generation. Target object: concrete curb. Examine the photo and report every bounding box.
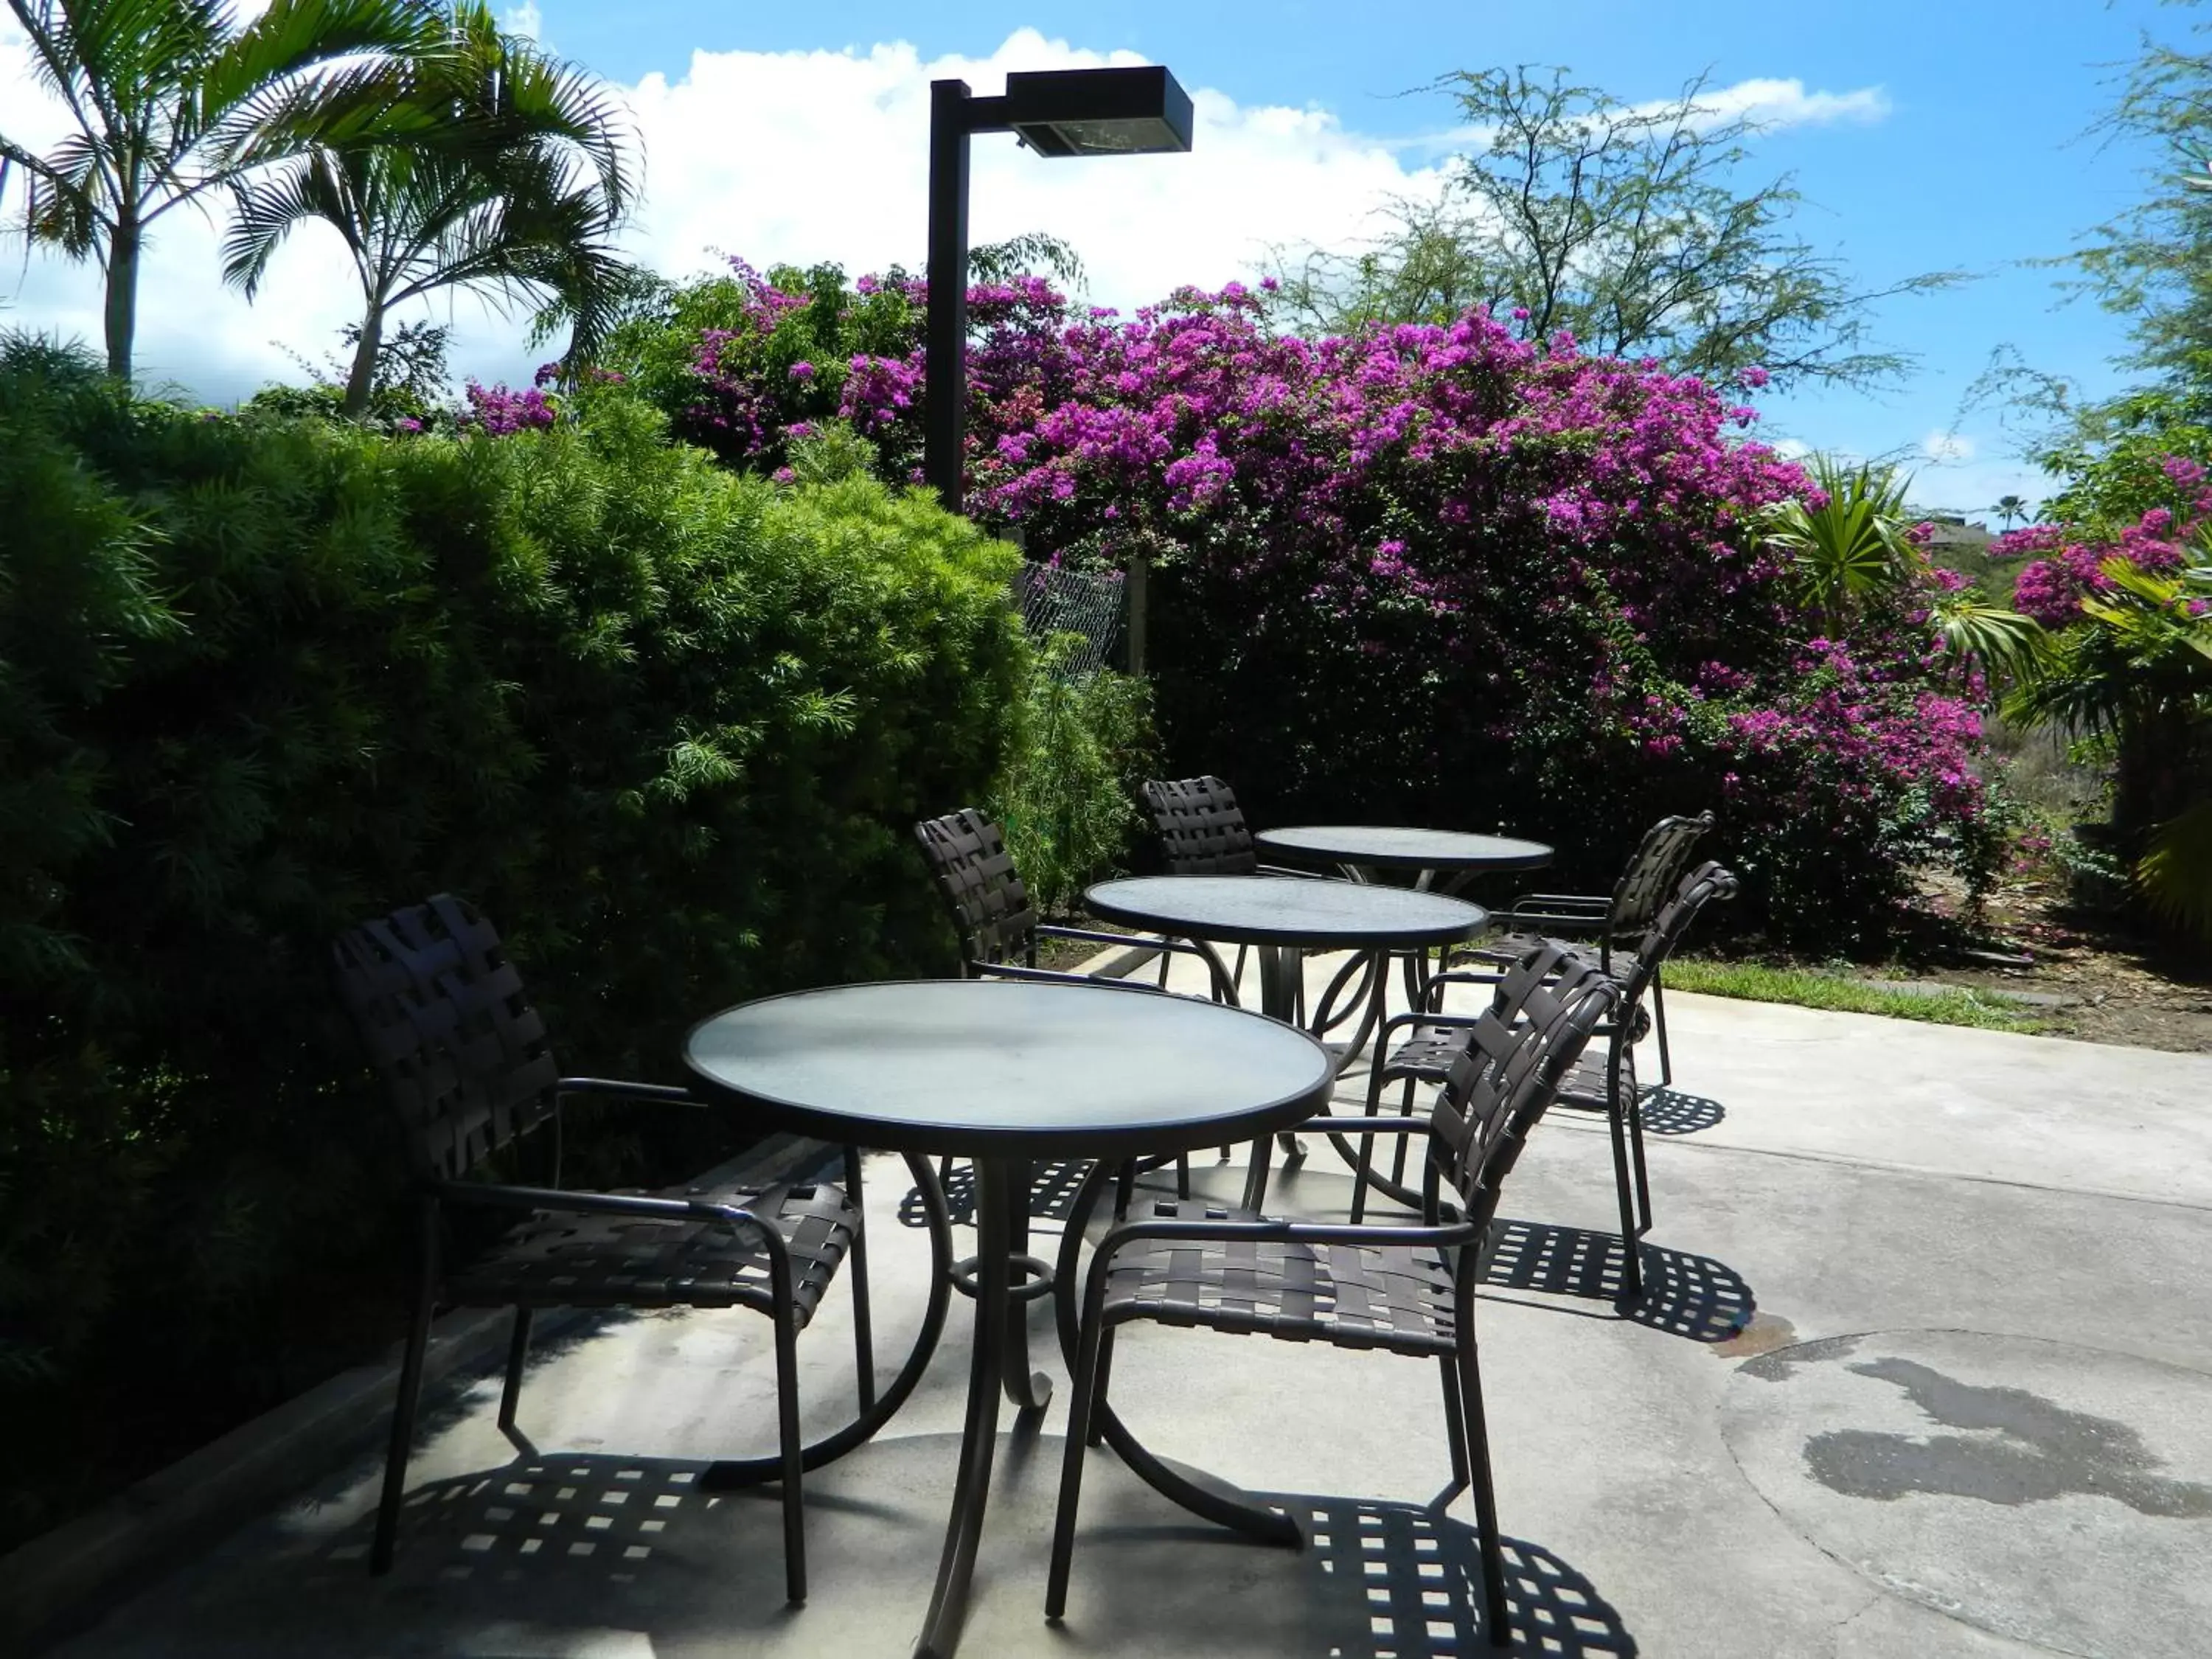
[0,1132,833,1658]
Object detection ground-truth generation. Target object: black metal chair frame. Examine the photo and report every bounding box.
[1044,943,1621,1650]
[1350,863,1740,1298]
[333,894,879,1604]
[1462,810,1714,1086]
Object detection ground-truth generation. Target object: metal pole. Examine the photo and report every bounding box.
[925,79,973,515]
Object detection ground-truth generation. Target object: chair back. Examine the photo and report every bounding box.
[914,808,1040,970]
[1604,810,1716,942]
[333,894,558,1183]
[1615,860,1738,1003]
[1141,776,1259,875]
[1429,942,1618,1228]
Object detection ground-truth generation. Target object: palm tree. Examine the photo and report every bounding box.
[1992,493,2030,529]
[1759,455,2046,681]
[221,3,636,415]
[0,0,435,379]
[1756,456,1923,632]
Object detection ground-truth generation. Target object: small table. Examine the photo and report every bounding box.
[1255,825,1554,894]
[1084,874,1488,1070]
[684,978,1333,1659]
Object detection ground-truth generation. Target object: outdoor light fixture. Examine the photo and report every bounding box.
[925,66,1194,512]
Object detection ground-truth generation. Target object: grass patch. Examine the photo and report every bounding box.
[1665,959,2049,1032]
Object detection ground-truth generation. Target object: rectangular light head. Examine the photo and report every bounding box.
[1004,66,1194,158]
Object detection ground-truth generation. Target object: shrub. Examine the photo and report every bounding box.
[990,641,1157,916]
[0,338,1022,1543]
[621,265,2004,947]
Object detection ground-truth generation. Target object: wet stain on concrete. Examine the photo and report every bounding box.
[1804,1357,2212,1517]
[1714,1312,1796,1360]
[1739,1332,1862,1381]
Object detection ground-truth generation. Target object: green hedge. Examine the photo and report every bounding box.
[0,340,1022,1543]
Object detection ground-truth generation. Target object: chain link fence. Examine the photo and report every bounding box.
[1012,560,1126,678]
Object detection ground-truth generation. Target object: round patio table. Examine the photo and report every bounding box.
[684,978,1333,1659]
[1085,874,1489,1074]
[1255,825,1554,892]
[1256,827,1553,1017]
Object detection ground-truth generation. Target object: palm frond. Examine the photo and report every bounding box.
[2137,799,2212,942]
[1932,597,2048,682]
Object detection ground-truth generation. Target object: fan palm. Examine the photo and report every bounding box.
[0,0,437,379]
[221,2,636,415]
[1756,456,1921,633]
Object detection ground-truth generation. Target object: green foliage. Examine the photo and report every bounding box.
[1265,66,1961,389]
[0,337,1022,1543]
[2138,799,2212,939]
[1757,456,1923,624]
[1663,958,2045,1032]
[990,641,1156,916]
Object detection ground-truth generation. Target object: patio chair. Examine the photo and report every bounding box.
[1457,810,1714,1085]
[914,807,1235,1000]
[1046,941,1620,1649]
[1140,774,1324,998]
[1352,863,1739,1297]
[334,894,871,1602]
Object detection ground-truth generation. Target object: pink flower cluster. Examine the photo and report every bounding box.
[633,258,2005,938]
[1989,464,2206,626]
[462,380,556,435]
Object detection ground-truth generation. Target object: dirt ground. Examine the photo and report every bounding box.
[1874,866,2212,1053]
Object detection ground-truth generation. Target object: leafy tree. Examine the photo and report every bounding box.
[969,230,1085,292]
[1267,67,1960,390]
[1992,493,2030,529]
[221,1,636,414]
[0,0,434,379]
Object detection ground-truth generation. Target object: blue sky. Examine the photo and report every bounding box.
[1,0,2191,511]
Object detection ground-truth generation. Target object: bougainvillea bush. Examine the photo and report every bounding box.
[611,260,2008,945]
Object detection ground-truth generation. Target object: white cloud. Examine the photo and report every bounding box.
[1922,428,1977,464]
[501,3,543,42]
[1672,77,1890,131]
[0,26,1890,407]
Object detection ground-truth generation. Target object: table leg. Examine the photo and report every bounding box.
[916,1155,1032,1659]
[1254,948,1307,1175]
[1002,1160,1053,1412]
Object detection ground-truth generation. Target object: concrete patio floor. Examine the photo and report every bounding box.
[43,956,2212,1659]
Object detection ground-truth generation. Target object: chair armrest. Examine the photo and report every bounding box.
[431,1179,767,1234]
[1096,1211,1481,1259]
[1040,923,1214,961]
[1510,891,1607,911]
[1297,1115,1434,1135]
[557,1077,702,1107]
[975,961,1164,993]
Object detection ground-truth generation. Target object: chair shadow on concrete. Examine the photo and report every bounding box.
[1635,1087,1724,1136]
[1481,1218,1754,1344]
[897,1155,1102,1229]
[1070,1492,1637,1657]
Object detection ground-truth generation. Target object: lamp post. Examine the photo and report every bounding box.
[925,66,1194,515]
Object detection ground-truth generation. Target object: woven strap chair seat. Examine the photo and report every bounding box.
[1100,1200,1457,1356]
[1380,1020,1481,1082]
[1555,1043,1636,1117]
[1462,930,1644,975]
[445,1177,860,1322]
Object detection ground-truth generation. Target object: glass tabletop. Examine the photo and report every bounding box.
[1255,824,1554,872]
[1084,874,1488,948]
[684,978,1334,1158]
